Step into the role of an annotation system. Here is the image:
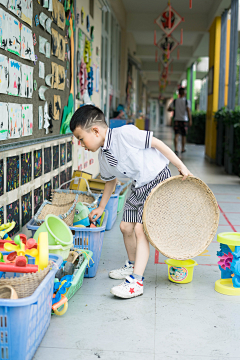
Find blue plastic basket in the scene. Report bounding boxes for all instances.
[98,186,121,231]
[0,254,62,360]
[27,210,108,278]
[109,119,127,129]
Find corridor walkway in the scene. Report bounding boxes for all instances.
[34,126,240,360]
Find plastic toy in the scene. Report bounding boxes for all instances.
[0,221,16,241]
[52,275,73,315]
[73,202,90,226]
[0,285,18,299]
[165,259,197,284]
[215,232,240,295]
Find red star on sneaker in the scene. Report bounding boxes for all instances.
[129,288,135,294]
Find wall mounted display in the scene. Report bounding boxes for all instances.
[66,166,72,182]
[44,180,52,200]
[0,102,8,140]
[58,34,65,61]
[58,2,65,30]
[21,64,33,98]
[7,15,20,56]
[8,59,21,96]
[0,206,3,225]
[8,0,21,17]
[21,0,33,26]
[51,28,59,57]
[7,199,19,237]
[0,159,4,196]
[52,0,58,24]
[52,174,59,189]
[67,141,72,162]
[51,62,58,89]
[21,152,32,185]
[60,143,66,165]
[21,24,35,61]
[22,191,32,226]
[53,144,59,169]
[58,65,65,90]
[60,169,66,188]
[53,94,61,120]
[0,54,9,94]
[34,149,42,179]
[8,103,21,138]
[44,146,52,173]
[22,104,33,136]
[34,186,43,214]
[0,9,8,50]
[7,155,19,192]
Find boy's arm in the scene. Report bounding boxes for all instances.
[187,107,192,126]
[89,178,117,222]
[151,137,193,180]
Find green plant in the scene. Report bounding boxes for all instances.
[187,111,206,145]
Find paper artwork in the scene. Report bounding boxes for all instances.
[7,155,19,193]
[21,0,33,27]
[44,101,50,134]
[46,18,52,34]
[39,35,47,55]
[8,0,21,17]
[52,0,58,24]
[53,174,59,189]
[38,85,48,100]
[45,74,52,87]
[0,0,8,7]
[51,62,58,88]
[58,34,65,62]
[44,147,51,174]
[39,61,45,79]
[39,12,48,29]
[34,186,43,214]
[58,2,65,30]
[8,15,20,56]
[0,9,8,50]
[45,41,50,58]
[51,28,58,57]
[44,181,52,201]
[53,144,59,169]
[21,24,35,61]
[58,65,65,90]
[8,59,21,96]
[53,95,61,120]
[48,0,53,12]
[21,64,33,98]
[39,105,43,129]
[22,191,32,226]
[21,152,32,185]
[7,200,19,237]
[43,0,48,9]
[0,54,8,94]
[8,103,21,138]
[22,104,33,136]
[0,102,8,140]
[60,143,65,165]
[34,149,42,179]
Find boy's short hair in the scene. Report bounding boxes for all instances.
[70,105,107,132]
[179,87,185,96]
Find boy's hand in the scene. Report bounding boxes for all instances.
[89,206,104,222]
[178,165,193,181]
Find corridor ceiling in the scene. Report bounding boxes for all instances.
[121,0,231,99]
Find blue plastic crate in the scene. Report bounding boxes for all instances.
[98,186,121,231]
[0,253,62,360]
[109,119,127,129]
[27,210,108,278]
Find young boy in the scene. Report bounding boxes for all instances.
[70,105,193,299]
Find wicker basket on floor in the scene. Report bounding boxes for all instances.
[51,191,95,206]
[142,175,220,260]
[0,263,51,298]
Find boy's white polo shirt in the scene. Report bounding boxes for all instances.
[98,125,169,188]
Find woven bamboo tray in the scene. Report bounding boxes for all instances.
[142,176,219,260]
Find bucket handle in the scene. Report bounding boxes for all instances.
[59,176,93,195]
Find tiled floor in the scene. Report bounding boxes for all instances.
[34,126,240,360]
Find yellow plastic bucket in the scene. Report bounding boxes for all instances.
[165,259,198,284]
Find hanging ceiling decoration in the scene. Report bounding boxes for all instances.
[154,3,184,37]
[159,53,173,68]
[155,34,179,56]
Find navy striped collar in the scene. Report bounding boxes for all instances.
[102,128,112,151]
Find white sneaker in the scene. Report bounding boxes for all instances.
[110,275,144,299]
[109,260,134,280]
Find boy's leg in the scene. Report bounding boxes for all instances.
[174,133,179,153]
[181,135,186,152]
[133,223,150,276]
[120,221,136,262]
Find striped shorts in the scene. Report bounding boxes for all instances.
[122,166,171,224]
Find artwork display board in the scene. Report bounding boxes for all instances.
[0,159,3,196]
[0,206,3,225]
[53,144,59,169]
[52,174,59,189]
[22,191,32,226]
[44,180,52,200]
[67,141,72,162]
[60,143,66,165]
[7,155,19,192]
[7,199,19,237]
[44,146,52,173]
[60,169,66,188]
[21,152,32,185]
[34,186,43,214]
[34,149,42,179]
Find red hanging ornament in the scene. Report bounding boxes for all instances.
[155,49,158,63]
[189,0,192,9]
[180,29,183,45]
[155,4,184,37]
[154,30,157,46]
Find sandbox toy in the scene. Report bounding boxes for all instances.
[165,259,198,283]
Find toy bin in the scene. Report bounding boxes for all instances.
[165,259,198,284]
[0,253,62,360]
[98,186,121,230]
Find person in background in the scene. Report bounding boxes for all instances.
[168,87,192,156]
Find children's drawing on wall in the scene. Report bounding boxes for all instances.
[7,155,19,192]
[0,102,8,140]
[0,207,3,225]
[53,94,61,120]
[34,149,42,179]
[34,186,43,214]
[96,66,99,92]
[8,0,22,17]
[60,169,66,188]
[58,1,65,30]
[53,144,59,169]
[52,0,58,24]
[44,147,52,173]
[51,62,58,89]
[0,159,4,196]
[39,35,47,55]
[0,0,8,8]
[21,0,33,26]
[21,24,35,61]
[22,104,33,136]
[22,191,32,226]
[60,143,66,166]
[0,9,8,50]
[51,28,59,57]
[44,180,52,200]
[21,64,33,98]
[66,166,72,182]
[21,152,32,185]
[7,15,20,56]
[45,41,50,58]
[8,103,21,138]
[58,64,65,90]
[7,200,19,237]
[0,54,9,94]
[38,105,43,129]
[67,141,72,162]
[52,174,59,189]
[39,61,45,79]
[8,59,21,96]
[58,34,65,61]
